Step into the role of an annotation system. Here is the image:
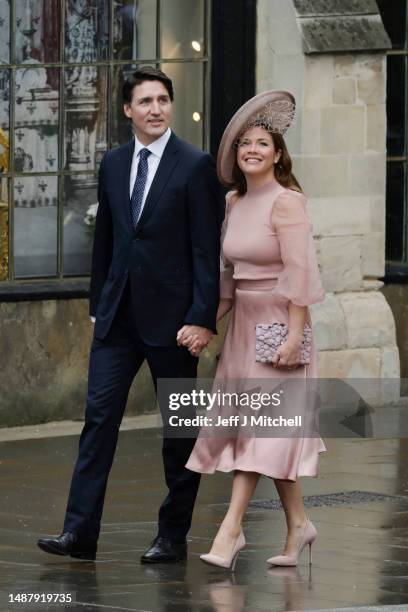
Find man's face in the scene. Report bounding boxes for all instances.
[123,80,172,145]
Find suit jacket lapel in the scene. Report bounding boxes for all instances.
[120,139,135,228]
[135,132,180,231]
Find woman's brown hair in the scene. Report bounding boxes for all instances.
[230,129,302,195]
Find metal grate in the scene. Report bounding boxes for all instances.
[246,490,408,511]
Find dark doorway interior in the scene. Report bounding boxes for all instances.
[210,0,256,155]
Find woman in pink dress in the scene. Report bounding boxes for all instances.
[181,91,326,569]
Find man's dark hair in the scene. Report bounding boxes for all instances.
[122,66,174,104]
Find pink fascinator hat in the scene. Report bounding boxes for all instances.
[217,90,296,186]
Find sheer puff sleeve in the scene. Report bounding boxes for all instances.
[220,190,238,300]
[271,190,325,307]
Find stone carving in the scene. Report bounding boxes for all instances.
[294,0,392,54]
[293,0,379,16]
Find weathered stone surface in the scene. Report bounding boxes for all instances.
[319,236,362,292]
[366,104,387,151]
[310,294,347,351]
[348,153,386,196]
[333,77,356,104]
[291,155,302,180]
[299,16,391,54]
[380,347,400,379]
[321,106,365,154]
[304,55,334,108]
[273,53,305,101]
[285,121,302,157]
[369,195,386,233]
[300,108,321,155]
[374,346,401,404]
[357,56,386,105]
[0,298,222,428]
[260,0,296,21]
[0,300,156,427]
[338,291,396,349]
[334,54,355,77]
[299,155,348,197]
[362,279,384,292]
[256,1,304,99]
[257,1,302,55]
[318,346,398,404]
[361,232,385,278]
[317,348,381,378]
[293,0,380,16]
[307,196,371,237]
[0,300,90,426]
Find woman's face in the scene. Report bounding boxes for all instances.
[236,126,281,178]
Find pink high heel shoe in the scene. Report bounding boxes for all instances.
[267,519,317,567]
[200,531,246,570]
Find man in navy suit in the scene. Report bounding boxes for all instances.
[38,66,223,563]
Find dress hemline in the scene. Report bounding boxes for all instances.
[187,448,326,481]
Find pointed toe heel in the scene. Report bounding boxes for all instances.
[200,532,246,570]
[267,520,317,567]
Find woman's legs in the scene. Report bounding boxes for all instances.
[208,470,260,557]
[274,479,308,554]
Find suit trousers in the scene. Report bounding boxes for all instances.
[63,282,200,544]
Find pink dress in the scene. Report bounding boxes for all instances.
[186,179,326,480]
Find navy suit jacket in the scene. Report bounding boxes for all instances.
[89,132,225,346]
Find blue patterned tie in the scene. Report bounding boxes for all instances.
[130,148,151,227]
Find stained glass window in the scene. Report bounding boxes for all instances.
[0,0,208,283]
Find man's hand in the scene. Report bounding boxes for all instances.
[177,325,213,357]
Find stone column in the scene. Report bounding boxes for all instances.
[256,0,399,390]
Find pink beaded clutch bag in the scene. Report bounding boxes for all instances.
[255,323,312,364]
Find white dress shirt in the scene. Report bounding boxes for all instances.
[129,127,172,213]
[91,128,172,323]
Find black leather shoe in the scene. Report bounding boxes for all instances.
[140,536,187,564]
[37,532,97,561]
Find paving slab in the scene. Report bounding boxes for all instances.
[298,607,408,612]
[1,421,408,611]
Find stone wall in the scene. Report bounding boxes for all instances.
[257,0,399,388]
[0,298,224,428]
[0,300,151,427]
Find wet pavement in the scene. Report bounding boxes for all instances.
[1,425,408,612]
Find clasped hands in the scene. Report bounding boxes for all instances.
[176,329,303,366]
[177,325,213,357]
